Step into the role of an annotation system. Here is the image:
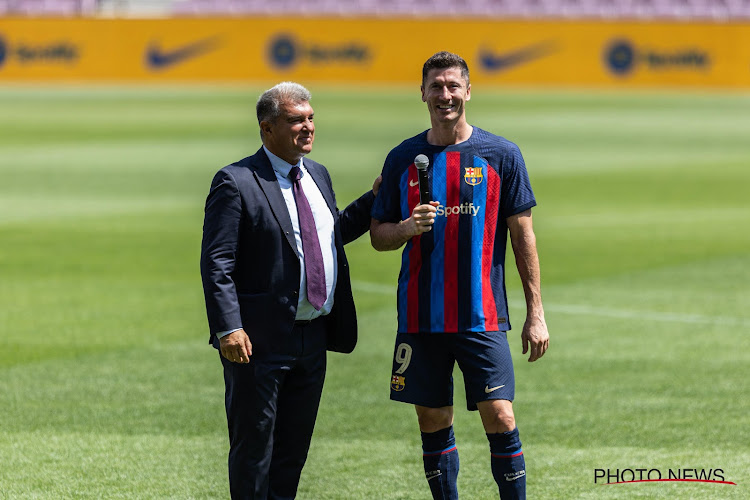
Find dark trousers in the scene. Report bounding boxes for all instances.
[221,319,327,500]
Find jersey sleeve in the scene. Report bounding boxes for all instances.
[371,151,403,223]
[500,143,536,218]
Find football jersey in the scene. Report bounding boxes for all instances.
[371,127,536,333]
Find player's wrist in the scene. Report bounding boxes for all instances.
[525,311,546,325]
[399,218,417,238]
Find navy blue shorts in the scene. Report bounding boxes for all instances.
[389,331,515,411]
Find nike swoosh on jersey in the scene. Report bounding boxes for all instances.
[484,385,505,393]
[409,180,419,187]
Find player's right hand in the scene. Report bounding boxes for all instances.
[409,201,438,235]
[220,329,253,363]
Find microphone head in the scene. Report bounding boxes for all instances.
[414,154,429,171]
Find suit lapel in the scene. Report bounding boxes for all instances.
[249,148,297,252]
[304,159,336,216]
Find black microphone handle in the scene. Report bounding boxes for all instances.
[417,168,431,205]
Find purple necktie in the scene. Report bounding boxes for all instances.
[289,166,327,311]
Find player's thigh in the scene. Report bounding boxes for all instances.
[390,332,455,408]
[451,331,515,411]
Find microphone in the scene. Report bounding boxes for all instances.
[414,154,430,205]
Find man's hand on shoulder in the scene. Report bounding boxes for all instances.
[220,329,253,363]
[372,175,382,197]
[521,315,549,362]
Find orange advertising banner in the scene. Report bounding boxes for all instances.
[0,17,749,88]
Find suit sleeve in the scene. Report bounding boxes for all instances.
[317,164,375,245]
[339,190,376,244]
[200,169,244,335]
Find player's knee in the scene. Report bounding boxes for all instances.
[416,407,453,433]
[495,413,516,433]
[484,413,515,434]
[479,401,516,433]
[493,403,516,431]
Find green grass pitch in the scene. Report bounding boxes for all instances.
[0,85,748,499]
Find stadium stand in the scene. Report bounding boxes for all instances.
[169,0,750,19]
[2,0,98,15]
[3,0,750,19]
[0,0,97,17]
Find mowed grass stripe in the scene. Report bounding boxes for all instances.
[0,197,193,223]
[354,280,750,326]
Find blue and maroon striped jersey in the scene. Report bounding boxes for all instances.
[371,127,536,333]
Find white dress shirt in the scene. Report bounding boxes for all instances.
[263,146,337,321]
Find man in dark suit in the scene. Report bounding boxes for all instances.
[200,82,379,500]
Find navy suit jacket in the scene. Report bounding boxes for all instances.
[200,147,373,355]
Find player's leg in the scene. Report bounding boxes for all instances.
[390,333,459,500]
[454,331,525,499]
[416,405,459,500]
[478,400,526,499]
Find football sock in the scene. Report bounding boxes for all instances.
[487,427,526,499]
[421,426,459,500]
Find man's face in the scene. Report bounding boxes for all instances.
[421,67,471,124]
[262,100,315,164]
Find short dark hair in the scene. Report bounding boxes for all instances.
[422,51,470,87]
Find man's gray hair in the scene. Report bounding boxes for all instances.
[256,82,312,124]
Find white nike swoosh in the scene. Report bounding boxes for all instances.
[485,385,505,393]
[409,180,419,187]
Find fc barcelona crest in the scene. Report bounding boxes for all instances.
[391,374,406,392]
[464,167,483,186]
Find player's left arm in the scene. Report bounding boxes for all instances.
[507,209,549,362]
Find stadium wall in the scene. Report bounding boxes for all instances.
[1,17,749,88]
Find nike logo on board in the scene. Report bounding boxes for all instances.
[485,385,505,393]
[146,37,221,70]
[479,41,556,72]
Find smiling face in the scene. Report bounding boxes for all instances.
[261,99,315,165]
[421,66,471,126]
